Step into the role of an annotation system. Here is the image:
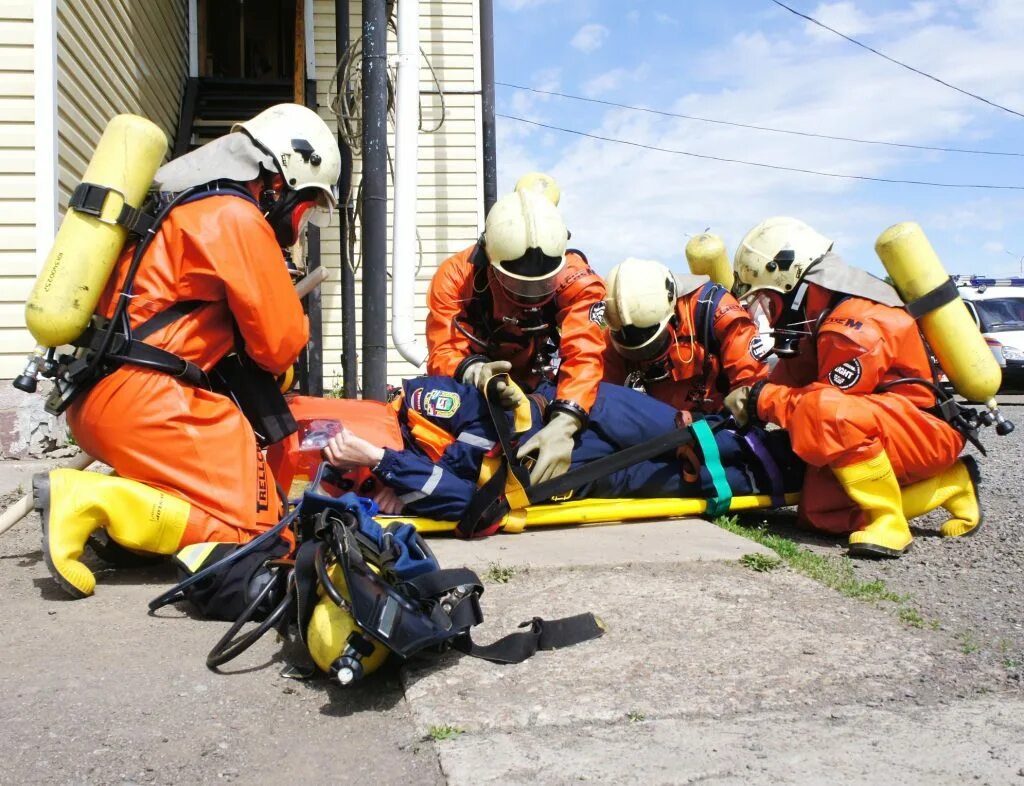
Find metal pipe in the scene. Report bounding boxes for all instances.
[336,0,358,397]
[391,0,427,367]
[479,0,497,214]
[361,0,389,401]
[303,78,324,396]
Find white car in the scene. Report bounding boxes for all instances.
[957,278,1024,386]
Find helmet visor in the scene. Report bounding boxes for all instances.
[610,324,670,362]
[497,247,565,279]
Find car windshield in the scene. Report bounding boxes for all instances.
[973,298,1024,332]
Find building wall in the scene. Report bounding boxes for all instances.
[312,0,484,392]
[55,0,188,205]
[0,1,38,379]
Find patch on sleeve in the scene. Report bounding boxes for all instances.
[421,390,461,418]
[589,301,607,326]
[748,335,771,361]
[828,359,862,390]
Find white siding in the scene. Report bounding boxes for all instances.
[56,0,187,206]
[0,1,37,379]
[312,0,484,391]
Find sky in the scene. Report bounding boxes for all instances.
[492,0,1024,279]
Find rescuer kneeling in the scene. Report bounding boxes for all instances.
[36,104,341,597]
[724,217,982,558]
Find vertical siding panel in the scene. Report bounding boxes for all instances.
[0,2,37,377]
[313,0,483,389]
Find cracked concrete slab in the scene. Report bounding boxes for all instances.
[426,517,774,573]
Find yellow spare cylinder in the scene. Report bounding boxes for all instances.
[25,114,168,347]
[875,221,1001,403]
[685,232,734,290]
[306,565,388,678]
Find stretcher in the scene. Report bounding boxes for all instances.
[388,492,801,535]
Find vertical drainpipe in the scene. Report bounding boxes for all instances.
[361,0,389,401]
[391,0,427,367]
[336,0,359,397]
[480,0,498,214]
[303,9,324,395]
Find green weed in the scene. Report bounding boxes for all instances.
[426,724,464,742]
[714,516,903,604]
[739,553,782,573]
[626,710,646,723]
[484,562,517,584]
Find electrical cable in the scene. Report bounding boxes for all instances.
[496,82,1023,158]
[769,0,1024,121]
[498,114,1024,190]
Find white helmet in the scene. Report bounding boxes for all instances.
[605,258,677,360]
[733,216,833,299]
[484,190,568,302]
[514,171,561,206]
[234,103,341,208]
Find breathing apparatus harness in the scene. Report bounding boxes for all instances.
[36,181,299,445]
[623,283,731,411]
[150,474,604,684]
[451,243,577,383]
[758,259,997,453]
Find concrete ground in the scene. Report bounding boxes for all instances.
[1,456,1023,785]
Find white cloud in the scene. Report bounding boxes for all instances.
[570,23,610,53]
[581,63,648,97]
[498,2,1024,278]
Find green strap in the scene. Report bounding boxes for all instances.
[691,420,732,517]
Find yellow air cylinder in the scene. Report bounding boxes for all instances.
[514,171,561,206]
[25,114,168,347]
[685,232,734,290]
[306,565,388,678]
[875,221,1001,403]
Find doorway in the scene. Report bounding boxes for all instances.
[197,0,297,79]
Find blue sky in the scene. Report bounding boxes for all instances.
[492,0,1024,279]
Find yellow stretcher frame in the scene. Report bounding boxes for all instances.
[388,493,801,535]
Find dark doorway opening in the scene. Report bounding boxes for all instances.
[199,0,296,79]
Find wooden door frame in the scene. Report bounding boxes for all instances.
[189,0,315,80]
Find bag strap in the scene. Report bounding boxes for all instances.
[691,419,732,517]
[739,429,786,508]
[453,613,605,664]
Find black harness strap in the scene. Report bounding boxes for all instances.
[457,375,708,536]
[905,277,959,319]
[454,613,605,664]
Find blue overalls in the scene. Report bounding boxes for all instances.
[372,376,801,520]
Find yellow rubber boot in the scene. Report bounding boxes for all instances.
[900,456,982,538]
[35,468,190,598]
[835,452,912,559]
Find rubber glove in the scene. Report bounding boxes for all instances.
[461,359,524,409]
[516,412,581,484]
[724,386,752,428]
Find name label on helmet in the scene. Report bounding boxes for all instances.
[827,359,862,390]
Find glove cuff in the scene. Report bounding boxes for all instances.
[546,399,589,429]
[456,355,490,383]
[747,380,768,424]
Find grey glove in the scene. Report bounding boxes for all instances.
[516,412,581,484]
[724,386,752,428]
[461,360,523,409]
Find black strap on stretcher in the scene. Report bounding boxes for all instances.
[456,375,706,538]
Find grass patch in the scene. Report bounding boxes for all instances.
[897,607,941,630]
[957,631,980,655]
[626,710,646,723]
[484,561,517,584]
[739,553,782,573]
[714,515,903,604]
[425,724,464,742]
